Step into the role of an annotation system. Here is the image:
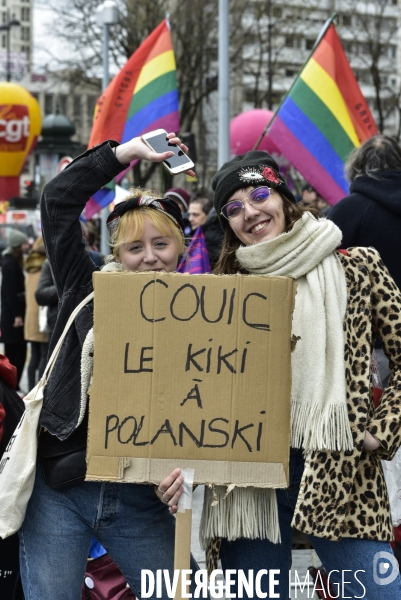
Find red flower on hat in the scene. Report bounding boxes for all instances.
[262,167,280,184]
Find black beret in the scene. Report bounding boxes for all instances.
[212,150,296,224]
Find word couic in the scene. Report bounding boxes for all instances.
[139,279,271,330]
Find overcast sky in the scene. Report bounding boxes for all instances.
[33,3,74,72]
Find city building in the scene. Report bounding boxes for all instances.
[23,72,101,150]
[0,0,33,79]
[16,72,101,193]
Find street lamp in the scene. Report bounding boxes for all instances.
[218,0,230,168]
[95,0,118,255]
[267,0,273,110]
[0,16,21,82]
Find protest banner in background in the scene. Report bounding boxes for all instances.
[86,272,296,488]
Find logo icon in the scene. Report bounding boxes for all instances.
[373,551,399,586]
[0,105,30,152]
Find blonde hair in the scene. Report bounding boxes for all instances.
[32,235,44,251]
[109,188,185,260]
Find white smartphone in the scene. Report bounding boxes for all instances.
[141,129,194,175]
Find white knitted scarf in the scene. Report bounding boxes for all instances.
[236,213,352,453]
[200,214,352,549]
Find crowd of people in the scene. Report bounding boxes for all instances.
[0,220,102,396]
[1,131,401,599]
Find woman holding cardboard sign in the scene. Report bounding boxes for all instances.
[18,134,201,600]
[193,151,401,597]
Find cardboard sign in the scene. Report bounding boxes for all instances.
[86,271,296,487]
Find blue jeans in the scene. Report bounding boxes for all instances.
[221,448,401,599]
[19,466,201,600]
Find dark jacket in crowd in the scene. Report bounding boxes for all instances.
[0,253,26,345]
[328,171,401,290]
[35,259,59,336]
[40,141,125,444]
[202,208,224,270]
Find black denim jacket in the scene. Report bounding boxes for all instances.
[40,141,125,440]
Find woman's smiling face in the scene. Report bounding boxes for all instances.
[117,218,179,272]
[226,186,286,245]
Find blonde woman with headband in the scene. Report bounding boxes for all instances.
[18,133,203,600]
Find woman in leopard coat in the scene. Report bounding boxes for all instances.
[203,150,401,598]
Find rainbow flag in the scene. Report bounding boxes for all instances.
[267,21,377,206]
[87,19,180,218]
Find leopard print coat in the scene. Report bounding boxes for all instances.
[206,246,401,572]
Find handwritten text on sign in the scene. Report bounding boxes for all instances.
[88,272,295,479]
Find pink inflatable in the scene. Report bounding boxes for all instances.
[230,109,289,169]
[231,109,274,154]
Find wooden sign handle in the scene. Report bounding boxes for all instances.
[174,509,192,600]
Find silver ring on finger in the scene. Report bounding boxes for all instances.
[162,492,170,503]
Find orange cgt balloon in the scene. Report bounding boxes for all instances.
[0,82,42,178]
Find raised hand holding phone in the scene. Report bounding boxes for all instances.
[115,131,195,177]
[141,129,195,175]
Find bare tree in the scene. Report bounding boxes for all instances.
[239,0,319,111]
[36,0,254,188]
[35,0,167,88]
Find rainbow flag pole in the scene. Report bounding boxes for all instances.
[257,13,378,206]
[86,18,180,219]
